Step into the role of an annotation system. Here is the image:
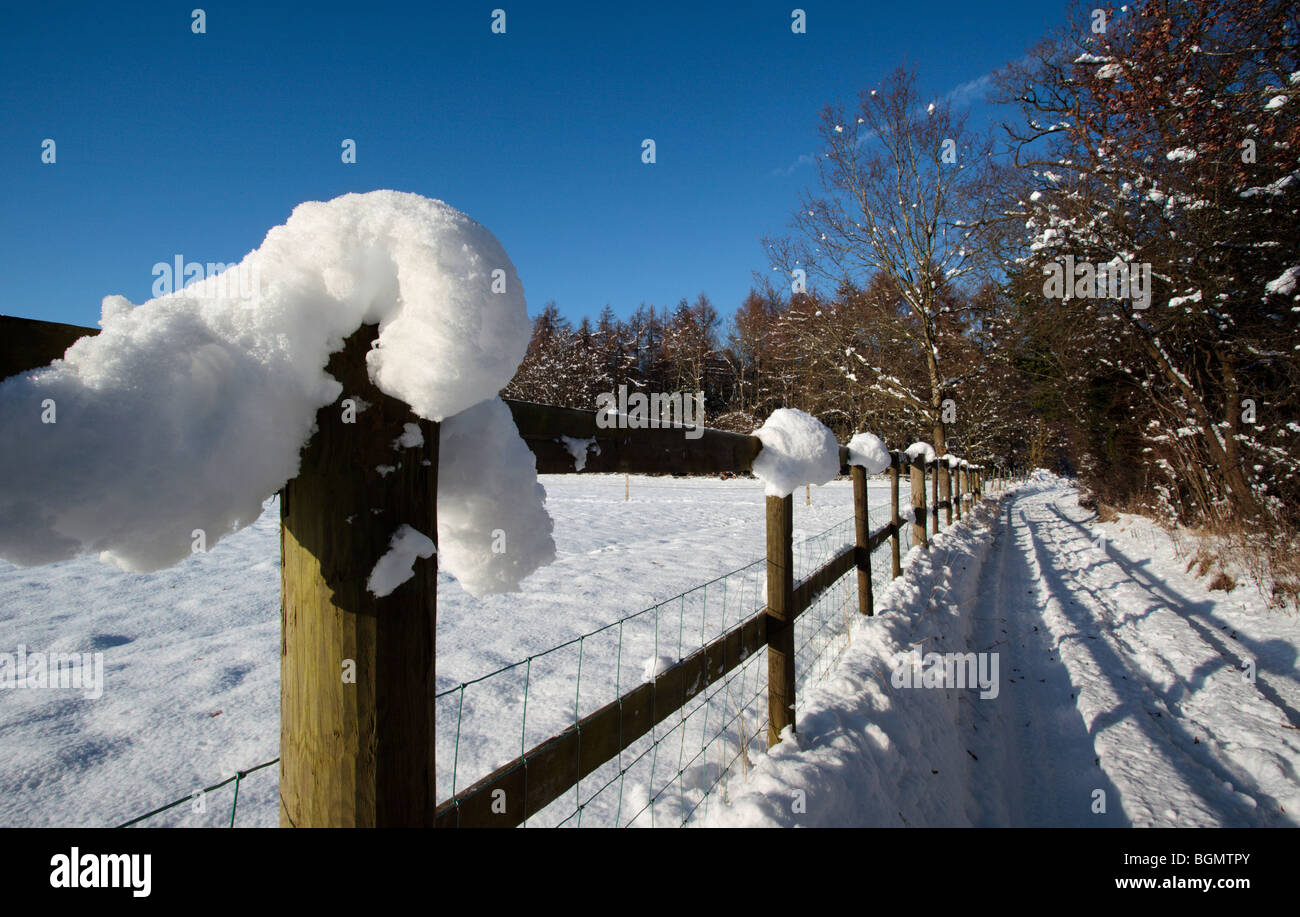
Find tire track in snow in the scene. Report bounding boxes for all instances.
[963,494,1126,825]
[1045,500,1300,730]
[1007,481,1295,826]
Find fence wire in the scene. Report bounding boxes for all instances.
[439,496,914,828]
[118,485,921,828]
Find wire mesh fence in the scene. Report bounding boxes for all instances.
[117,757,278,828]
[436,545,772,827]
[117,486,919,828]
[437,498,914,827]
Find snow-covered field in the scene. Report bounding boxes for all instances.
[702,473,1300,827]
[0,473,885,827]
[5,470,1295,827]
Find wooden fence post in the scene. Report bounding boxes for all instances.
[911,457,928,549]
[954,465,963,521]
[930,460,939,536]
[941,462,952,527]
[766,494,796,746]
[280,325,439,828]
[889,455,902,578]
[851,465,873,616]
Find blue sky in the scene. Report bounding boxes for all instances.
[0,1,1068,329]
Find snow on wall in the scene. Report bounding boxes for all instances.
[0,191,539,586]
[751,408,841,497]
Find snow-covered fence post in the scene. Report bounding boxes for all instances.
[954,465,963,521]
[889,454,902,578]
[851,465,874,616]
[279,325,439,828]
[765,493,797,745]
[910,458,928,550]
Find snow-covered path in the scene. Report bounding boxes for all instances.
[965,483,1299,825]
[960,496,1122,826]
[705,474,1300,827]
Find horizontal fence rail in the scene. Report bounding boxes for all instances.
[0,315,851,479]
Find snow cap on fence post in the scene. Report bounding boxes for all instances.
[905,441,936,466]
[751,408,840,497]
[846,432,892,475]
[0,190,554,591]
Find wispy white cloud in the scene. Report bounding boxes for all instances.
[943,72,993,106]
[772,152,817,177]
[772,70,993,177]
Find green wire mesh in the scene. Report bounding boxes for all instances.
[437,497,914,828]
[116,757,278,828]
[117,481,923,828]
